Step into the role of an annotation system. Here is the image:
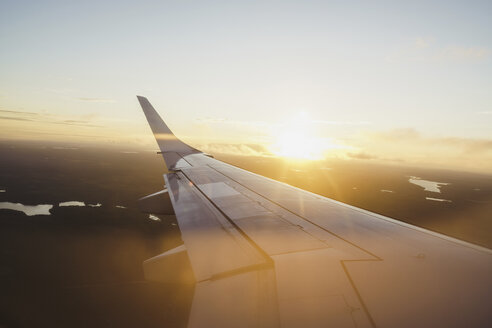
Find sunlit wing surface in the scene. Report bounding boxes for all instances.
[137,96,492,328]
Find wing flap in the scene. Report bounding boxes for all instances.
[189,269,279,328]
[165,171,269,281]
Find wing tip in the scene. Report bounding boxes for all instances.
[137,95,151,109]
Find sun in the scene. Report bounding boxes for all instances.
[269,112,346,160]
[268,112,336,160]
[271,131,326,160]
[268,112,348,160]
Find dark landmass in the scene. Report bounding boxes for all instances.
[0,141,491,327]
[0,142,193,327]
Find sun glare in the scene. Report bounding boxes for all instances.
[269,112,339,160]
[271,132,326,160]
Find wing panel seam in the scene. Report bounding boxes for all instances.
[179,169,274,267]
[206,164,382,261]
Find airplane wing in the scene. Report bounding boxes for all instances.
[137,96,492,328]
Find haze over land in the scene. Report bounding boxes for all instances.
[1,142,491,248]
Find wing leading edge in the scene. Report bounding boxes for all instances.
[137,96,492,328]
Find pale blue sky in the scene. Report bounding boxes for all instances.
[1,0,491,170]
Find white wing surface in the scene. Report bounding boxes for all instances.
[137,96,492,328]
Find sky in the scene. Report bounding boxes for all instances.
[1,0,491,172]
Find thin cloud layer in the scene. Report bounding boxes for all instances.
[76,97,116,103]
[367,128,492,154]
[350,128,492,173]
[1,106,491,173]
[388,37,490,63]
[0,109,100,127]
[195,142,272,157]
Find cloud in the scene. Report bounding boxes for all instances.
[350,128,492,173]
[62,119,89,124]
[368,129,492,153]
[0,109,40,122]
[347,152,378,160]
[195,118,271,128]
[439,137,492,153]
[312,120,371,126]
[369,128,420,141]
[436,46,490,61]
[53,119,101,127]
[0,116,35,122]
[387,37,490,63]
[196,117,371,128]
[0,107,100,127]
[0,109,40,116]
[196,142,272,157]
[414,37,435,49]
[76,97,116,103]
[477,111,492,115]
[16,131,108,139]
